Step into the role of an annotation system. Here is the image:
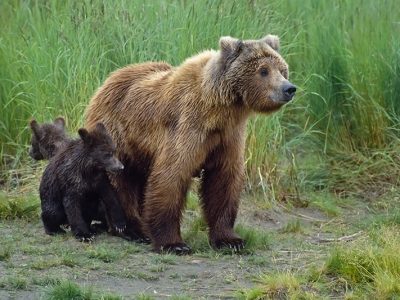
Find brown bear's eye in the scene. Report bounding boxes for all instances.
[260,68,268,77]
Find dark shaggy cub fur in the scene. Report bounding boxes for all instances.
[29,117,68,160]
[39,123,126,241]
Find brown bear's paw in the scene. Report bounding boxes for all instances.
[211,237,245,253]
[158,243,192,255]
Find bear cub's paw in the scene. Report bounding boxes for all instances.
[111,228,150,243]
[212,237,245,253]
[135,236,151,244]
[90,222,107,234]
[122,227,151,243]
[75,232,95,243]
[159,243,191,255]
[113,222,126,234]
[45,227,66,236]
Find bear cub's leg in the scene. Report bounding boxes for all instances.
[63,194,94,242]
[41,208,67,235]
[98,182,130,239]
[40,192,68,235]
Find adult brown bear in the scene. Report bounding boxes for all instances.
[85,35,296,254]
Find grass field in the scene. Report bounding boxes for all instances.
[1,0,400,299]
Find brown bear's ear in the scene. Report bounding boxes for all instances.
[262,34,280,52]
[78,128,91,144]
[30,119,41,139]
[219,36,243,60]
[53,117,66,129]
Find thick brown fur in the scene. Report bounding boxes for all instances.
[85,35,296,253]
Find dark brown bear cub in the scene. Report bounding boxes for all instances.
[29,117,68,160]
[39,123,126,241]
[30,118,132,240]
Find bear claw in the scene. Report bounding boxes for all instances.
[159,243,191,255]
[212,238,245,253]
[114,225,126,233]
[137,237,151,244]
[76,234,95,243]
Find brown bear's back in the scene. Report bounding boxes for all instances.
[85,62,178,165]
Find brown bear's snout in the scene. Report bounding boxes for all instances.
[282,82,297,102]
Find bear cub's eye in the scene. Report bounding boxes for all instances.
[260,68,268,77]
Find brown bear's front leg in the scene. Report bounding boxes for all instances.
[144,171,191,254]
[111,173,149,243]
[200,125,246,252]
[143,135,207,254]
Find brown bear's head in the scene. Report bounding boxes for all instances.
[214,34,296,112]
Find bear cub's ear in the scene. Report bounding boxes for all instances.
[78,128,91,144]
[94,122,107,134]
[30,119,41,139]
[263,34,280,52]
[53,117,66,129]
[219,36,243,57]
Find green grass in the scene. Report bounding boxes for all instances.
[238,225,400,299]
[0,192,40,219]
[170,296,192,300]
[236,271,317,300]
[1,1,400,298]
[324,226,400,298]
[45,280,122,300]
[280,219,303,234]
[151,254,178,265]
[235,224,272,253]
[135,294,154,300]
[1,0,399,201]
[309,193,342,217]
[86,245,125,263]
[0,276,29,290]
[31,276,62,287]
[0,246,11,261]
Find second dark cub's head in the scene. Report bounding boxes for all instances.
[29,117,67,160]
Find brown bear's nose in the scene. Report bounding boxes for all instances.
[282,83,297,101]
